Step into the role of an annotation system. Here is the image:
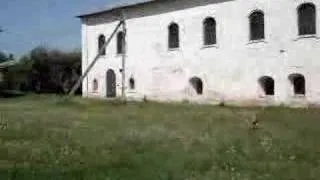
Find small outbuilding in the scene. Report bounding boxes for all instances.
[0,60,19,88]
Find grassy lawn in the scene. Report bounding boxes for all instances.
[0,95,319,180]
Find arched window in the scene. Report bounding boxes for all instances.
[129,78,135,90]
[168,23,180,49]
[249,10,265,40]
[93,79,98,92]
[203,17,217,45]
[298,3,316,35]
[117,31,125,54]
[98,35,106,55]
[189,77,203,95]
[289,74,306,95]
[258,76,275,96]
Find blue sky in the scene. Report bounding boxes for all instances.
[0,0,136,57]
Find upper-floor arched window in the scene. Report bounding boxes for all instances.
[203,17,217,45]
[298,3,316,35]
[168,23,180,49]
[249,10,265,40]
[117,31,125,54]
[98,35,106,55]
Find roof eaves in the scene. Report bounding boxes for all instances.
[76,0,157,18]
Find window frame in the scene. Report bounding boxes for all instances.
[129,77,135,90]
[92,79,99,92]
[98,34,106,56]
[203,17,217,46]
[168,22,180,50]
[297,3,317,36]
[288,73,306,97]
[258,76,275,97]
[248,10,265,41]
[116,31,125,55]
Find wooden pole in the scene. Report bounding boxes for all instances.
[68,21,123,96]
[121,11,127,101]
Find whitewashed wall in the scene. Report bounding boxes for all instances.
[81,0,320,106]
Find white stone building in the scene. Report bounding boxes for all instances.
[78,0,320,107]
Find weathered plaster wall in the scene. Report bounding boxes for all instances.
[81,0,320,106]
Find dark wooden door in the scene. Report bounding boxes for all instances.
[106,69,116,98]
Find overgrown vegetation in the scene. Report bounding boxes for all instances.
[1,46,81,94]
[0,95,319,179]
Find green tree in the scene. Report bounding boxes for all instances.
[0,51,8,63]
[29,46,81,93]
[3,46,81,94]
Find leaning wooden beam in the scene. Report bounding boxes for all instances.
[68,20,124,96]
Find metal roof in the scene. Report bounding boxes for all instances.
[77,0,158,18]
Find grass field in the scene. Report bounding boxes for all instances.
[0,95,319,180]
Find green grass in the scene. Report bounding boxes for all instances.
[0,95,319,180]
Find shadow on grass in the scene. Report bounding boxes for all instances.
[0,90,26,98]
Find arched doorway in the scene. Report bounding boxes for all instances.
[258,76,275,96]
[288,73,306,95]
[106,69,116,98]
[189,77,203,95]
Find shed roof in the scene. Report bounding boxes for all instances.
[0,60,19,69]
[77,0,158,18]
